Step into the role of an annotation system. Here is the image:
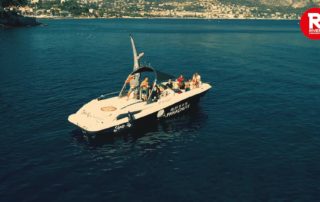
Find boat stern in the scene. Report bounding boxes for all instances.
[68,113,96,133]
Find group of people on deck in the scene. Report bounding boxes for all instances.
[167,73,202,92]
[125,73,202,101]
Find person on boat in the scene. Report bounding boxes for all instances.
[173,80,179,89]
[158,85,165,94]
[150,85,161,102]
[185,80,191,92]
[195,73,201,87]
[177,75,185,89]
[192,73,197,88]
[166,79,173,88]
[192,73,201,88]
[140,77,149,101]
[177,75,184,83]
[126,75,138,99]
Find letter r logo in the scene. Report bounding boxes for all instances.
[300,8,320,40]
[308,13,320,29]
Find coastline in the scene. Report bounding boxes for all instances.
[33,16,299,21]
[0,11,41,27]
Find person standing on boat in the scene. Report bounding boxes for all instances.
[192,73,201,88]
[192,73,197,88]
[140,77,149,101]
[126,75,138,99]
[177,75,185,89]
[195,73,201,87]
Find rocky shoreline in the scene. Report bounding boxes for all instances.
[0,10,41,27]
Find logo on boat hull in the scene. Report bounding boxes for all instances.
[113,122,132,133]
[163,102,190,118]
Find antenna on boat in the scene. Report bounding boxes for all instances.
[130,35,144,93]
[130,35,144,71]
[119,35,144,97]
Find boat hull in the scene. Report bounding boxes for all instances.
[80,89,209,139]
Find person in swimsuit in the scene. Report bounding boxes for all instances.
[140,77,149,101]
[126,75,138,99]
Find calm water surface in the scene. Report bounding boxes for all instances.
[1,19,320,201]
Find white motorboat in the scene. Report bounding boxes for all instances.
[68,36,212,137]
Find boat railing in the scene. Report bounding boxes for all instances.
[97,91,120,101]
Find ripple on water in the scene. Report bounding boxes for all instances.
[67,106,208,173]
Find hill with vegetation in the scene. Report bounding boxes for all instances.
[1,0,40,27]
[220,0,319,8]
[2,0,318,20]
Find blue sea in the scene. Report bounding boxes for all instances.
[1,19,320,201]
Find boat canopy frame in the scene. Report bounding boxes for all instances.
[119,66,175,102]
[130,66,176,83]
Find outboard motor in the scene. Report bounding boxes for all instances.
[127,111,135,124]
